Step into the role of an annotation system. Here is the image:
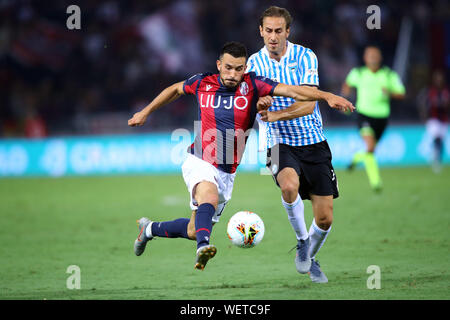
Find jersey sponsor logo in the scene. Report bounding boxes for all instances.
[199,94,249,110]
[239,82,249,95]
[206,85,212,91]
[305,69,318,77]
[287,61,298,71]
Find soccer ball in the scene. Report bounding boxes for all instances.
[227,211,265,248]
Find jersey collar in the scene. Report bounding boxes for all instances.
[217,74,239,91]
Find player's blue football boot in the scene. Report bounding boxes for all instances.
[295,237,311,274]
[309,259,328,283]
[194,244,217,271]
[134,217,153,256]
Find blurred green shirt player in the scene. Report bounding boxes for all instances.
[342,46,405,191]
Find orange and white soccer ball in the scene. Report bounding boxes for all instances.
[227,211,265,248]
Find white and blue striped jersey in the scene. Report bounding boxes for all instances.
[246,41,326,148]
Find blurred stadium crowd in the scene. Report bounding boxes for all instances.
[0,0,449,137]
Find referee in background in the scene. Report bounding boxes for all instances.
[342,45,405,192]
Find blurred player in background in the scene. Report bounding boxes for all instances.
[247,6,342,283]
[417,70,449,173]
[342,46,405,192]
[128,41,353,271]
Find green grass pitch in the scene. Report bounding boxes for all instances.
[0,166,449,300]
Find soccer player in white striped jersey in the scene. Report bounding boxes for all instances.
[247,6,343,283]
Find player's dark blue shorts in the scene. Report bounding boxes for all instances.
[266,141,339,200]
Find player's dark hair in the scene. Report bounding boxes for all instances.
[259,6,292,29]
[220,41,248,60]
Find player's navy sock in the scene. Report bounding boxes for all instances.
[150,218,189,239]
[195,203,215,249]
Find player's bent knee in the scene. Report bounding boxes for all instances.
[277,169,299,195]
[280,181,300,198]
[198,196,219,209]
[365,140,377,153]
[316,215,333,230]
[313,199,333,230]
[194,187,219,209]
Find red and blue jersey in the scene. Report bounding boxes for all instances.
[183,72,278,173]
[427,86,449,122]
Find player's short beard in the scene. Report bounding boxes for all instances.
[221,76,239,89]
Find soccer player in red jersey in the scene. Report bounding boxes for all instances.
[129,42,354,270]
[418,69,449,173]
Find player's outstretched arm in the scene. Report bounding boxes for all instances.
[257,96,316,122]
[273,83,355,113]
[341,82,353,97]
[128,81,185,127]
[384,88,405,100]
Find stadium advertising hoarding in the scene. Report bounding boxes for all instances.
[0,125,448,177]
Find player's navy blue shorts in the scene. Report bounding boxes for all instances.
[266,141,339,200]
[357,113,388,141]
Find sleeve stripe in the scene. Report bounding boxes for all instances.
[298,47,306,83]
[262,53,272,79]
[299,49,319,86]
[255,54,264,76]
[305,52,312,83]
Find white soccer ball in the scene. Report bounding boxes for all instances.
[227,211,265,248]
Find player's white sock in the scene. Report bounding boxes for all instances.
[145,222,153,238]
[308,218,331,259]
[282,194,308,241]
